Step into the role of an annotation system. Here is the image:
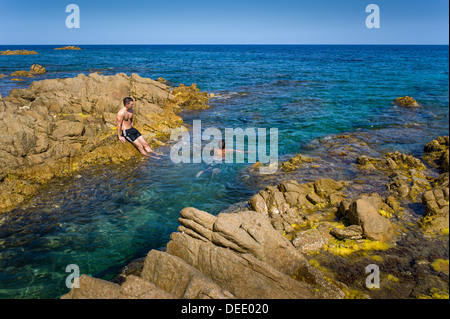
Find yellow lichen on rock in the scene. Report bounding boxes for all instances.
[417,288,449,299]
[324,237,391,257]
[431,259,449,275]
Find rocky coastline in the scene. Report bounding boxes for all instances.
[0,73,210,214]
[1,72,448,299]
[62,134,449,299]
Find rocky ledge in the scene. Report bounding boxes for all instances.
[63,207,345,299]
[0,73,210,214]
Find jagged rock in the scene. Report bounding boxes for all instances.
[306,193,327,206]
[357,151,426,171]
[61,274,177,299]
[172,83,210,110]
[112,257,145,285]
[292,229,328,253]
[347,198,396,242]
[30,64,47,75]
[338,198,353,217]
[420,182,449,232]
[118,275,177,299]
[357,151,431,202]
[248,193,268,215]
[331,225,363,240]
[168,208,344,299]
[267,190,290,215]
[424,136,449,173]
[64,207,345,299]
[140,250,234,299]
[280,154,314,172]
[314,178,345,197]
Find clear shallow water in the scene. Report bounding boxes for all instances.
[0,45,449,299]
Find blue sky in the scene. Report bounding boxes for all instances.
[0,0,448,44]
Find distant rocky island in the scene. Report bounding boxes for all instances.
[0,49,38,55]
[54,46,82,50]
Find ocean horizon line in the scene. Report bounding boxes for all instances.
[1,43,449,47]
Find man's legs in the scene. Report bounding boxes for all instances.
[135,136,153,154]
[132,136,161,158]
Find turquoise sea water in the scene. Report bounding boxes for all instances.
[0,45,449,299]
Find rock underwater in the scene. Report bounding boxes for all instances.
[0,73,210,214]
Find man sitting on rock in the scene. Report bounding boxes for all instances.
[117,97,162,158]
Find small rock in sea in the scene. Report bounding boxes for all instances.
[30,64,47,75]
[54,46,82,50]
[394,96,419,107]
[11,70,34,77]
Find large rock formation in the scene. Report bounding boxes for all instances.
[0,73,209,214]
[62,208,345,299]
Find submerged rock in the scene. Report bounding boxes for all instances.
[11,70,34,77]
[280,154,314,172]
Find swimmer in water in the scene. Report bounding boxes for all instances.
[196,139,249,178]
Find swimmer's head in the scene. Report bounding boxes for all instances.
[219,139,226,150]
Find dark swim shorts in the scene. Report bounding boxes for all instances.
[122,128,142,143]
